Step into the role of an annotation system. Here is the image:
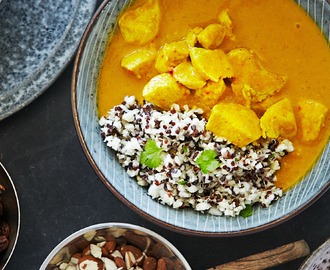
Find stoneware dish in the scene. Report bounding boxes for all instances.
[0,163,20,269]
[72,0,330,235]
[39,222,191,270]
[299,239,330,270]
[0,0,96,121]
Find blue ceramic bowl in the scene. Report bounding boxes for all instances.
[72,0,330,236]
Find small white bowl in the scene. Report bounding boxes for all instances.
[39,222,192,270]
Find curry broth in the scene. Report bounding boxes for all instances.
[97,0,330,190]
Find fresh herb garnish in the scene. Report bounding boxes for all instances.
[178,180,187,185]
[182,145,188,154]
[140,139,163,168]
[196,149,220,174]
[240,204,253,218]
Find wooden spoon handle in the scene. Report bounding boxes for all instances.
[207,239,310,270]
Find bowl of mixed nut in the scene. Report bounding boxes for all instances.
[40,222,191,270]
[0,162,20,269]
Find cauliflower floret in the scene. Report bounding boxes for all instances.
[206,102,261,147]
[297,99,328,142]
[172,61,206,89]
[155,40,190,73]
[190,48,233,82]
[260,98,297,139]
[121,47,156,78]
[142,73,190,109]
[227,48,287,104]
[118,0,161,45]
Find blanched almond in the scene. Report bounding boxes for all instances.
[78,255,103,270]
[90,244,102,258]
[120,245,144,262]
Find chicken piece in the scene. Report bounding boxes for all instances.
[217,9,235,40]
[192,79,227,118]
[121,47,156,79]
[206,102,261,147]
[142,73,190,109]
[260,98,297,139]
[185,27,203,48]
[173,61,206,89]
[197,23,227,49]
[227,48,287,104]
[190,48,233,82]
[297,99,328,142]
[118,0,160,45]
[155,40,190,73]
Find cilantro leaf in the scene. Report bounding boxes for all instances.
[240,204,253,218]
[178,180,187,185]
[196,149,220,174]
[140,139,163,168]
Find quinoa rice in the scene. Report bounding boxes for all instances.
[99,96,294,217]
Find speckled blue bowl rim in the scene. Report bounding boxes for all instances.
[0,0,97,121]
[72,0,330,236]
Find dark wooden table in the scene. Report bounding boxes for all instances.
[0,2,329,270]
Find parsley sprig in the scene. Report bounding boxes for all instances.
[240,204,253,218]
[196,149,220,174]
[140,139,163,168]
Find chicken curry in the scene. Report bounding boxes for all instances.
[97,0,330,190]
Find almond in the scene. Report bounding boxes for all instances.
[90,243,102,258]
[123,231,152,252]
[156,258,168,270]
[114,257,126,269]
[82,245,91,256]
[110,249,123,260]
[143,257,157,270]
[104,240,117,253]
[70,253,81,265]
[101,246,109,257]
[78,255,103,270]
[120,245,144,262]
[148,243,173,259]
[125,251,136,269]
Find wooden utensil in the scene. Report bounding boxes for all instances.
[207,240,310,270]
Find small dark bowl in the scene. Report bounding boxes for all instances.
[0,162,20,269]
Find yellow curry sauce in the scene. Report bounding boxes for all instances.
[97,0,330,190]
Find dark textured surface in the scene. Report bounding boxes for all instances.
[0,2,329,270]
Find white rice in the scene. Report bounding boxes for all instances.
[99,96,293,217]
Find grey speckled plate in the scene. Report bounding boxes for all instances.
[0,0,96,121]
[299,239,330,270]
[73,0,330,236]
